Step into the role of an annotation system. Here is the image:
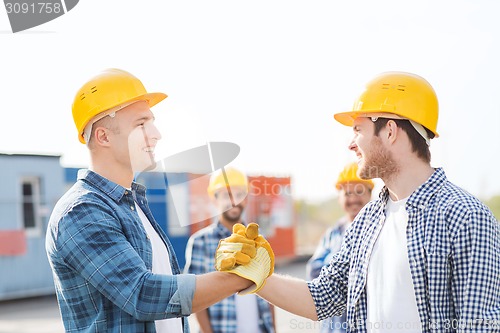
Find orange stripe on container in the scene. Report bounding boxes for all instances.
[0,230,27,256]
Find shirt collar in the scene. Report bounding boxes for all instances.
[77,169,147,202]
[378,167,447,211]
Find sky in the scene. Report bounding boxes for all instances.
[1,0,499,203]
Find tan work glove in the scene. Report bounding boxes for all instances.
[215,223,257,271]
[216,223,275,294]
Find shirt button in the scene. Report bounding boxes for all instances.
[418,204,425,210]
[131,206,135,211]
[124,191,128,195]
[412,259,417,267]
[408,227,413,234]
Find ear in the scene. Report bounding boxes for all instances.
[93,127,111,146]
[385,120,399,144]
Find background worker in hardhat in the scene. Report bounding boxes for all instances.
[306,162,373,333]
[215,71,500,332]
[184,167,276,333]
[45,69,260,333]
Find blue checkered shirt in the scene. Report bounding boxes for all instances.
[184,221,275,333]
[46,169,195,333]
[308,168,500,332]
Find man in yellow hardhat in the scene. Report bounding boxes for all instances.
[215,71,499,332]
[306,162,373,333]
[184,167,276,333]
[45,69,269,333]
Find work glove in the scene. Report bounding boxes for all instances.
[215,223,257,271]
[215,222,275,294]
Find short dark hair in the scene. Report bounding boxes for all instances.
[372,118,433,163]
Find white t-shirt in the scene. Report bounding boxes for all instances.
[235,293,261,333]
[135,202,183,333]
[366,197,421,332]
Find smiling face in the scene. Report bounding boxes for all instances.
[105,101,162,173]
[348,117,399,181]
[213,187,248,223]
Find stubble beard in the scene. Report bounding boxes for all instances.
[359,136,399,183]
[222,205,244,223]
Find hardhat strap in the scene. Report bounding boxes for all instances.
[82,100,137,144]
[367,112,430,146]
[409,120,431,146]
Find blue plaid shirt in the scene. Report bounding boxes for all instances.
[184,221,275,333]
[46,169,195,333]
[307,218,350,333]
[308,168,500,332]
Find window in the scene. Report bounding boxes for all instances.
[21,177,42,236]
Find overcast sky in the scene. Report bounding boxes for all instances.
[1,0,499,202]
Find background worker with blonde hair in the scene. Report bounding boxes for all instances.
[184,167,276,333]
[45,69,268,333]
[215,71,499,332]
[306,162,373,333]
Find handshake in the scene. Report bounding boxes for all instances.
[215,223,274,295]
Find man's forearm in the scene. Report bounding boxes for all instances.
[191,271,252,313]
[257,274,318,321]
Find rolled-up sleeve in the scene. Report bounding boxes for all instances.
[307,226,352,321]
[307,253,349,320]
[171,273,196,316]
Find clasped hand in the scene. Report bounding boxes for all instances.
[215,223,274,294]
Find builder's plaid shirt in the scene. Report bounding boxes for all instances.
[308,168,500,332]
[46,169,195,333]
[184,221,275,333]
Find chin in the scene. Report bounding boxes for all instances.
[223,211,243,223]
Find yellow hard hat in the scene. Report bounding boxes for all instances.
[335,162,374,190]
[72,68,167,143]
[207,167,248,198]
[334,71,439,138]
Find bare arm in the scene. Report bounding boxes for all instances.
[193,309,213,333]
[191,271,252,313]
[257,274,318,321]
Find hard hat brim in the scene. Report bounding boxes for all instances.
[333,111,439,138]
[333,111,357,127]
[78,91,168,143]
[143,92,168,109]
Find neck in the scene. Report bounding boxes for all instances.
[383,157,434,201]
[89,154,134,188]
